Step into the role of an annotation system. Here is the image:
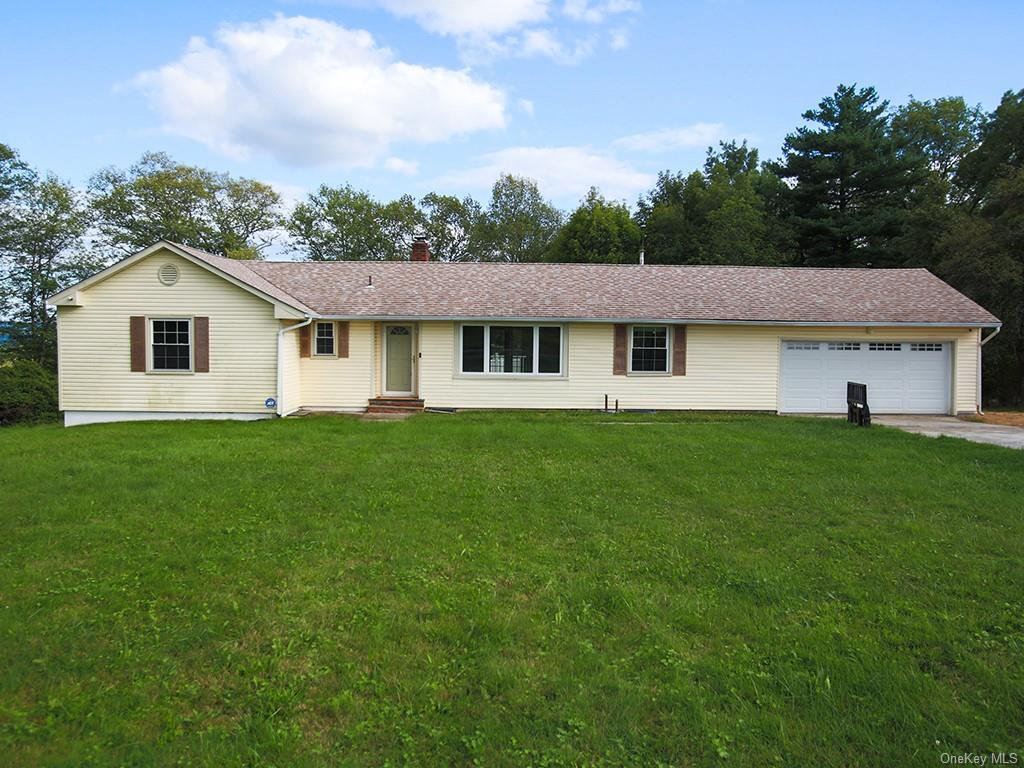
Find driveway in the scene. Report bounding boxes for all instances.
[874,415,1024,450]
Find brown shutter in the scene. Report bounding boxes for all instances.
[672,325,687,376]
[337,321,349,358]
[194,317,210,372]
[130,316,146,372]
[299,323,311,357]
[613,324,627,375]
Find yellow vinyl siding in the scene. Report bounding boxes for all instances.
[418,322,979,414]
[299,320,375,409]
[57,250,278,413]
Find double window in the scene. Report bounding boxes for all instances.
[460,324,563,375]
[630,325,669,373]
[151,318,191,371]
[314,321,335,356]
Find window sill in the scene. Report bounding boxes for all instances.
[455,373,568,381]
[146,370,195,375]
[311,354,338,359]
[626,371,672,377]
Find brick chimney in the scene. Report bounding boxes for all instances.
[411,235,430,262]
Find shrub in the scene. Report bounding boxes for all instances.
[0,359,58,425]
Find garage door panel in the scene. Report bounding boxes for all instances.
[781,340,950,414]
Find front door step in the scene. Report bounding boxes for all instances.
[367,397,425,414]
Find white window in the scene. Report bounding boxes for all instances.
[630,326,670,373]
[869,342,902,352]
[314,321,335,356]
[828,342,861,351]
[151,318,191,371]
[785,342,820,351]
[911,343,944,352]
[459,324,563,375]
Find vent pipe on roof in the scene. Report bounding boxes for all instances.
[639,247,645,265]
[411,235,430,262]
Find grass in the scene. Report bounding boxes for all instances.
[0,411,1022,766]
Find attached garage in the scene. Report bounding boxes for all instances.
[780,340,952,414]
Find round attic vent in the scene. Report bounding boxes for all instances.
[158,263,179,286]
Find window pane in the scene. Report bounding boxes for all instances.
[152,319,190,370]
[538,327,561,373]
[489,326,533,373]
[315,322,334,355]
[631,326,668,372]
[462,326,484,372]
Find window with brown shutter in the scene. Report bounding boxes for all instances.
[130,316,146,372]
[337,321,350,358]
[672,325,686,376]
[194,317,209,372]
[299,323,311,357]
[613,324,627,375]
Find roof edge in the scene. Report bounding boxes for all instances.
[308,315,1002,328]
[47,241,312,314]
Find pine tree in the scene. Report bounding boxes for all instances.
[771,84,927,266]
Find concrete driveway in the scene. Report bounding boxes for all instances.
[874,415,1024,450]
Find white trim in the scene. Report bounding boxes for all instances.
[64,411,273,427]
[312,320,337,357]
[148,316,193,374]
[456,322,566,377]
[627,324,671,375]
[382,322,417,396]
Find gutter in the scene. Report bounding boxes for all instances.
[977,325,1002,415]
[305,315,1000,329]
[276,317,313,417]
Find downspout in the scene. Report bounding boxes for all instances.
[977,326,1001,415]
[277,317,313,417]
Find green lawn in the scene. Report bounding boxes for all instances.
[1,412,1022,766]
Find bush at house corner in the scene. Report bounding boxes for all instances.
[0,359,58,425]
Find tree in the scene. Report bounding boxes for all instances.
[547,187,641,263]
[287,185,423,261]
[89,152,283,259]
[637,142,789,265]
[419,192,482,262]
[770,84,928,267]
[935,90,1024,404]
[0,174,93,364]
[475,174,563,262]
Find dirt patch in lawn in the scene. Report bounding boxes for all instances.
[962,411,1024,427]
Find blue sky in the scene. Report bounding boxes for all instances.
[3,0,1022,210]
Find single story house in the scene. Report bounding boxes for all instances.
[47,240,1001,427]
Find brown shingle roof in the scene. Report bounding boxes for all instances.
[170,242,316,314]
[166,244,998,325]
[231,260,997,326]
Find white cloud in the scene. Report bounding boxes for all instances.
[356,0,638,64]
[609,26,629,50]
[384,156,420,175]
[132,15,507,167]
[370,0,549,36]
[613,122,729,152]
[518,98,535,116]
[563,0,640,24]
[438,146,654,202]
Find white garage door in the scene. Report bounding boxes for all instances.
[780,340,951,414]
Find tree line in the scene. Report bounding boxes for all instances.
[1,84,1022,403]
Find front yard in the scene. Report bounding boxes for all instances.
[0,412,1022,766]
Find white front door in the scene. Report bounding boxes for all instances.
[383,324,415,395]
[780,340,951,414]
